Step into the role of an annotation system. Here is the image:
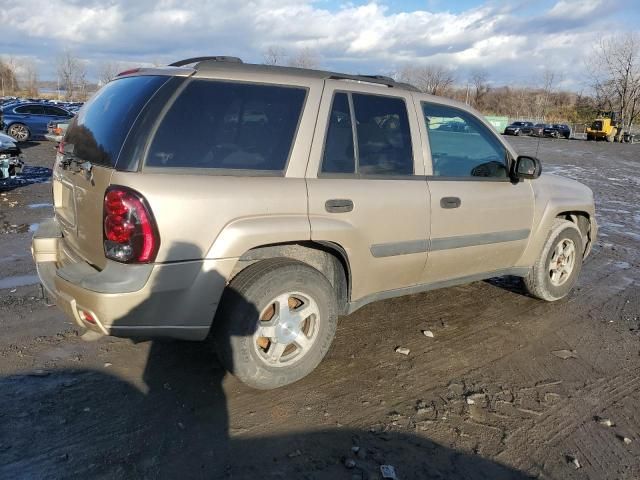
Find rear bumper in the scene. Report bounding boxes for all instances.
[32,218,237,340]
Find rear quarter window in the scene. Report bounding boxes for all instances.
[145,80,307,173]
[65,75,169,167]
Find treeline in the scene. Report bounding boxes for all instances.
[446,86,599,124]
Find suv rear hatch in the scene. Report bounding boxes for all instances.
[53,75,172,269]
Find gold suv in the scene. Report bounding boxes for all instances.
[32,57,597,389]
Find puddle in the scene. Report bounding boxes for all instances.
[28,203,53,209]
[613,261,631,269]
[0,275,40,289]
[29,223,39,233]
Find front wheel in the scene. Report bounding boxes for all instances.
[212,259,338,389]
[524,219,584,301]
[7,123,30,142]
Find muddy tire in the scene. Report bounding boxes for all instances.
[212,258,338,390]
[524,219,583,302]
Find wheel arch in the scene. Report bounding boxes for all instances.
[230,241,351,315]
[517,203,596,268]
[555,210,594,258]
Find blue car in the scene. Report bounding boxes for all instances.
[1,102,74,142]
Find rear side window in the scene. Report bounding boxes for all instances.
[322,93,355,173]
[45,106,69,116]
[321,92,413,176]
[146,80,307,172]
[353,94,413,175]
[65,75,168,167]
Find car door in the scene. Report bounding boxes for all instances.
[19,104,49,136]
[306,81,430,305]
[417,100,534,284]
[45,105,72,123]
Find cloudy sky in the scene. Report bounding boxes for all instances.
[1,0,638,90]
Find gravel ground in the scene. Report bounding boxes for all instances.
[0,137,639,479]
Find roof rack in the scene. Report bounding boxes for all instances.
[169,56,243,68]
[328,73,419,92]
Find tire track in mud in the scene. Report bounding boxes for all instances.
[226,256,639,440]
[498,372,640,477]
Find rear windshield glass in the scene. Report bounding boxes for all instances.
[65,75,168,167]
[145,80,307,172]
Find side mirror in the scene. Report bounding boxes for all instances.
[513,155,542,180]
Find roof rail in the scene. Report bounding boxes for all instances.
[328,73,419,92]
[168,56,243,68]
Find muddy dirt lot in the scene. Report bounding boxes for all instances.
[1,137,639,479]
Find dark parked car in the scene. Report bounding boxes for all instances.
[531,123,548,136]
[543,124,571,139]
[503,121,534,136]
[1,102,73,142]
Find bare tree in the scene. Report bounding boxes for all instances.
[56,50,87,101]
[97,61,123,85]
[21,60,39,97]
[263,46,287,66]
[469,69,490,109]
[590,33,640,132]
[395,64,455,96]
[538,68,558,119]
[287,48,319,69]
[0,59,20,96]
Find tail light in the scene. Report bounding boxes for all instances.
[103,186,160,263]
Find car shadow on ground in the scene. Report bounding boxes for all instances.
[0,242,534,479]
[484,275,529,297]
[13,140,42,150]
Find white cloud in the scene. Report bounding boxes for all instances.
[0,0,629,89]
[547,0,604,19]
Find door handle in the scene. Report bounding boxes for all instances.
[325,199,354,213]
[440,197,461,209]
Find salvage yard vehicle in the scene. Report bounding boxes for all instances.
[586,111,619,142]
[503,121,534,136]
[0,131,24,179]
[32,57,598,390]
[543,124,571,139]
[2,102,73,142]
[531,123,548,137]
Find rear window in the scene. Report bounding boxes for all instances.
[65,75,168,167]
[145,80,307,172]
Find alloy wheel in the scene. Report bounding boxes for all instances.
[549,238,576,286]
[253,292,320,367]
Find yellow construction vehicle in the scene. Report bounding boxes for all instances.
[586,111,620,142]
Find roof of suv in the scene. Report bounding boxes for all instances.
[127,56,420,93]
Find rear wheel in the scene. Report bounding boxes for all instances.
[524,219,583,301]
[212,258,338,389]
[7,123,30,142]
